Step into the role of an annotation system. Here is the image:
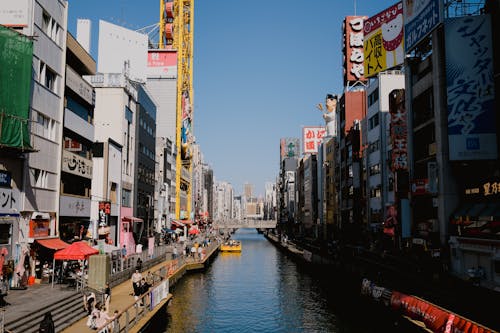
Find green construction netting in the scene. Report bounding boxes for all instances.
[0,24,33,150]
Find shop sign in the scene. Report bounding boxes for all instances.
[98,201,111,226]
[0,187,20,213]
[465,180,500,197]
[302,126,326,154]
[343,16,368,83]
[411,179,429,195]
[0,171,11,188]
[62,150,92,179]
[29,220,49,238]
[389,89,408,171]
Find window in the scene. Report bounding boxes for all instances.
[369,164,381,176]
[369,114,380,130]
[41,11,61,45]
[36,112,57,141]
[122,189,131,207]
[0,223,11,245]
[368,140,380,153]
[34,168,49,188]
[368,88,379,106]
[110,182,117,204]
[39,62,58,94]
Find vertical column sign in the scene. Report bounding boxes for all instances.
[343,16,368,84]
[98,201,111,226]
[389,89,408,171]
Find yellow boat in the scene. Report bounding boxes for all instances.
[220,240,242,252]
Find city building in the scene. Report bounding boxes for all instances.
[59,32,96,243]
[0,0,68,284]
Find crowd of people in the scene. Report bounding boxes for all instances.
[83,285,117,333]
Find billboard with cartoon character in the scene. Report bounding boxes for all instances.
[363,2,404,78]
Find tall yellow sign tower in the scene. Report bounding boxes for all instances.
[159,0,194,220]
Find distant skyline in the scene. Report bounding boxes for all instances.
[67,0,399,196]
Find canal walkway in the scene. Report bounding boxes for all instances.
[61,239,221,333]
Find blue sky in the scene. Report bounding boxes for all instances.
[67,0,398,197]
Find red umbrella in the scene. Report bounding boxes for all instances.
[188,228,200,235]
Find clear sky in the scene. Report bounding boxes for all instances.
[67,0,398,197]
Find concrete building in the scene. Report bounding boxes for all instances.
[214,181,233,222]
[59,32,96,243]
[86,73,138,255]
[363,71,405,241]
[0,0,68,283]
[134,84,157,244]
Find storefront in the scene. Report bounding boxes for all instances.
[449,179,500,289]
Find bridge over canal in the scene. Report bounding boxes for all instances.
[213,219,277,229]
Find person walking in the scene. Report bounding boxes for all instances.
[38,311,55,333]
[172,246,178,259]
[145,271,154,289]
[131,269,142,297]
[104,282,111,310]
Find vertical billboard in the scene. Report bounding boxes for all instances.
[445,15,497,160]
[364,2,404,78]
[343,16,368,84]
[389,89,408,171]
[280,138,300,163]
[403,0,443,52]
[302,126,326,154]
[147,49,177,78]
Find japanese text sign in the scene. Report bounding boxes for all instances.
[302,126,326,154]
[389,89,408,171]
[364,2,404,78]
[98,201,111,226]
[343,16,368,83]
[403,0,442,52]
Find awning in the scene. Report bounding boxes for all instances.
[122,216,143,223]
[452,202,500,222]
[35,238,70,250]
[171,220,185,227]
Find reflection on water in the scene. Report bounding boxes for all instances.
[148,229,403,333]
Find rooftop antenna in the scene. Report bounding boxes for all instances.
[354,0,357,15]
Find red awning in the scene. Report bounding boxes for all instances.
[122,216,143,222]
[54,241,99,260]
[35,238,70,250]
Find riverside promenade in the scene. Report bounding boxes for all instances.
[61,240,220,333]
[61,241,219,333]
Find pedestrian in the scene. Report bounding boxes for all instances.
[190,245,196,258]
[172,246,178,259]
[145,271,154,289]
[104,282,111,310]
[96,304,113,333]
[136,257,142,271]
[131,269,142,297]
[197,246,202,260]
[39,311,55,333]
[85,291,96,315]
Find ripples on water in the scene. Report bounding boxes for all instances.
[149,229,406,333]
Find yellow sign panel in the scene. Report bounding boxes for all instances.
[363,2,404,77]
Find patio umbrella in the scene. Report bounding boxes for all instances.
[188,228,200,235]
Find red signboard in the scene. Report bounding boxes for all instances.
[411,179,429,195]
[98,201,111,225]
[302,126,326,154]
[343,16,368,83]
[29,220,50,238]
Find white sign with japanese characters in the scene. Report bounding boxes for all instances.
[0,188,21,213]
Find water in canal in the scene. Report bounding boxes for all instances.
[148,229,410,333]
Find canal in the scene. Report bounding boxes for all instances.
[147,229,416,333]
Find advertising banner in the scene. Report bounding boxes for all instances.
[343,16,368,83]
[445,15,497,160]
[150,279,169,310]
[389,89,408,171]
[280,138,300,162]
[302,126,326,154]
[98,201,111,226]
[403,0,443,52]
[364,2,404,78]
[147,50,177,77]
